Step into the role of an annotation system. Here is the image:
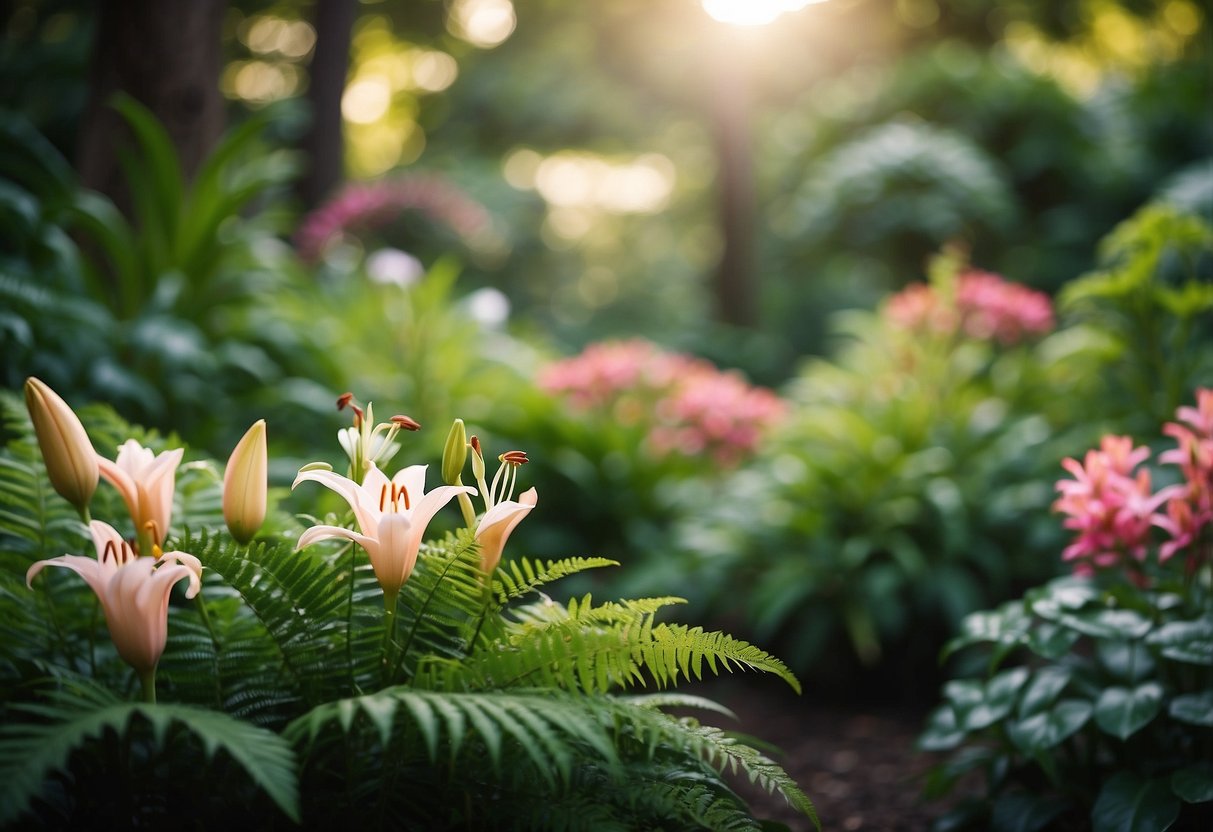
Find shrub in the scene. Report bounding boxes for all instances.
[920,390,1213,831]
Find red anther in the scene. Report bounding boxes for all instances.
[103,540,117,564]
[380,484,389,512]
[336,392,355,411]
[351,404,365,427]
[392,483,411,511]
[391,414,422,432]
[469,436,482,455]
[500,450,529,465]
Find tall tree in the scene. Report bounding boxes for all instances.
[76,0,227,208]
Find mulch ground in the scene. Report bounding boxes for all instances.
[685,678,963,832]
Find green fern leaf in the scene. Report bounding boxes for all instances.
[0,681,300,825]
[492,555,619,604]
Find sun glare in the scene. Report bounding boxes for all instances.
[701,0,826,27]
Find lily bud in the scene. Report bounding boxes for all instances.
[442,419,468,485]
[24,377,98,517]
[223,420,268,545]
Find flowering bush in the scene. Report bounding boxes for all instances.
[672,253,1086,680]
[294,173,494,264]
[885,268,1055,345]
[538,339,786,468]
[0,381,816,830]
[920,390,1213,831]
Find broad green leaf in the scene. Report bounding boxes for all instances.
[1171,763,1213,804]
[1050,608,1152,640]
[1091,772,1180,832]
[1146,618,1213,666]
[946,668,1028,731]
[1097,640,1157,683]
[1027,622,1081,660]
[919,704,965,751]
[1008,699,1092,753]
[1168,691,1213,726]
[1017,667,1071,718]
[991,791,1071,832]
[1093,683,1164,740]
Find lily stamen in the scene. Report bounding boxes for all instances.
[144,520,161,548]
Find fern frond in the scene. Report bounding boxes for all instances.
[680,721,819,829]
[286,687,618,784]
[183,531,361,709]
[492,555,619,603]
[423,607,802,695]
[597,697,819,830]
[0,680,299,825]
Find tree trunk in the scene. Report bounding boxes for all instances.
[298,0,357,209]
[710,59,757,328]
[76,0,227,209]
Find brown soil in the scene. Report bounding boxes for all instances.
[687,678,962,832]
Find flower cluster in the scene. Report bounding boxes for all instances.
[294,174,493,264]
[885,269,1055,345]
[1053,389,1213,581]
[22,378,267,699]
[538,339,786,467]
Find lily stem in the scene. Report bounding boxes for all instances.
[457,491,477,531]
[381,590,399,686]
[139,668,157,704]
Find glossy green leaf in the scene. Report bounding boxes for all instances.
[1171,763,1213,804]
[1146,618,1213,666]
[1097,640,1157,683]
[1091,772,1179,832]
[919,704,966,751]
[1008,699,1092,753]
[1027,622,1081,660]
[1052,608,1152,640]
[1017,667,1071,718]
[991,791,1071,832]
[1093,683,1164,740]
[946,667,1029,732]
[1168,691,1213,726]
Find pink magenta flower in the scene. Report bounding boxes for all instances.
[26,521,202,675]
[97,440,184,556]
[1053,436,1181,579]
[293,462,474,602]
[885,270,1054,345]
[1158,388,1213,567]
[538,339,785,468]
[294,174,493,264]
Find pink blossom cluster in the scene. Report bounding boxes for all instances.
[885,270,1055,345]
[295,174,492,263]
[538,340,786,467]
[1053,389,1213,581]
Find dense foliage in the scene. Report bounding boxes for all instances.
[920,391,1213,831]
[0,390,816,830]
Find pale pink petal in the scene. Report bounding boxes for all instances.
[296,524,377,552]
[293,468,378,533]
[475,488,537,573]
[372,513,416,595]
[26,555,111,598]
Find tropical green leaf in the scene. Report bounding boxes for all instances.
[1090,771,1180,832]
[0,682,299,824]
[1007,699,1092,754]
[1093,683,1164,741]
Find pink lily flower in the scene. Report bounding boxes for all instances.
[26,521,202,678]
[97,440,184,556]
[475,488,538,574]
[293,462,474,602]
